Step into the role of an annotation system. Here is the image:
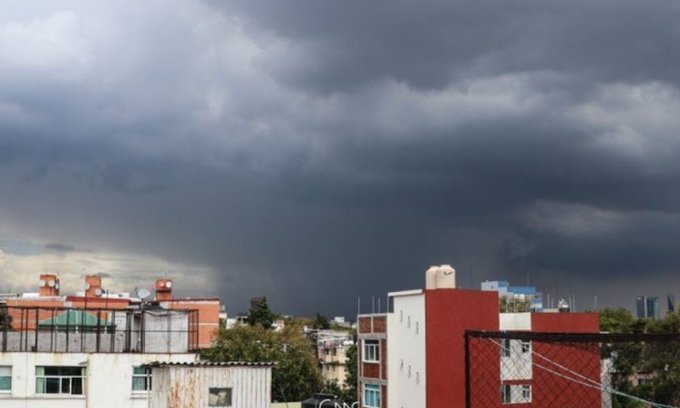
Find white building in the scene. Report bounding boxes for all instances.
[0,352,196,407]
[316,330,354,387]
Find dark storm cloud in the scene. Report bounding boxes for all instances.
[1,0,680,315]
[214,0,680,93]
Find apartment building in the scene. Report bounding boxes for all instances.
[357,265,600,408]
[316,329,354,388]
[0,274,225,407]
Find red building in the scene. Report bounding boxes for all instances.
[357,265,601,408]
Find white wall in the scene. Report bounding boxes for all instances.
[0,352,197,408]
[499,313,531,331]
[387,291,425,408]
[499,313,533,381]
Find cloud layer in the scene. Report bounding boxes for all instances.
[1,0,680,315]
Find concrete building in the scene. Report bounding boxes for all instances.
[0,274,228,407]
[316,330,354,388]
[636,295,660,319]
[358,265,600,408]
[3,274,221,348]
[147,361,273,408]
[0,352,197,407]
[481,280,544,312]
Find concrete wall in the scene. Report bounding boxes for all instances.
[150,365,272,408]
[0,352,197,408]
[425,288,499,408]
[387,291,425,408]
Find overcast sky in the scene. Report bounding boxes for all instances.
[1,0,680,317]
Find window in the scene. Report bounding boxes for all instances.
[521,385,532,402]
[521,341,531,354]
[36,366,86,395]
[500,339,511,357]
[363,340,380,363]
[501,384,532,404]
[132,366,151,392]
[364,384,381,408]
[501,384,511,404]
[0,366,11,392]
[208,387,232,406]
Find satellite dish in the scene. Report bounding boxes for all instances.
[94,288,103,297]
[165,281,172,289]
[136,288,151,300]
[39,279,46,287]
[55,283,60,290]
[48,280,56,288]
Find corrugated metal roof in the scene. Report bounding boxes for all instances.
[145,361,276,367]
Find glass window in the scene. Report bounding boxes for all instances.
[132,366,152,392]
[521,341,531,354]
[521,385,532,402]
[364,384,380,408]
[36,366,85,395]
[0,366,11,391]
[500,339,511,357]
[501,384,531,404]
[363,340,380,363]
[208,387,232,406]
[501,384,511,404]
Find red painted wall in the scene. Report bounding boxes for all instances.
[425,289,499,408]
[530,313,601,408]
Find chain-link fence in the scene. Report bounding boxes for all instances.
[465,331,680,408]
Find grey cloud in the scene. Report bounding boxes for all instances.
[211,0,680,94]
[0,0,679,316]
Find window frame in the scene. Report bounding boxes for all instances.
[131,366,152,393]
[500,339,511,358]
[501,384,511,404]
[363,383,381,408]
[208,387,232,406]
[521,384,532,402]
[521,340,531,354]
[363,339,380,363]
[0,366,11,392]
[501,383,532,404]
[35,366,86,396]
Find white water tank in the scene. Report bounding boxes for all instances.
[425,264,456,289]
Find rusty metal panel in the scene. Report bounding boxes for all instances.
[150,365,272,408]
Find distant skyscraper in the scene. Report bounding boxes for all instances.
[636,296,660,319]
[668,294,676,313]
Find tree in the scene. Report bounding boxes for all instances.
[0,307,10,330]
[202,324,322,402]
[598,309,680,407]
[499,296,531,313]
[600,308,635,333]
[343,341,358,402]
[247,297,276,330]
[313,313,330,330]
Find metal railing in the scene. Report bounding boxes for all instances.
[0,305,199,353]
[465,330,680,408]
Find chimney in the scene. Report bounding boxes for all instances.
[84,274,103,297]
[155,278,173,301]
[425,264,456,290]
[38,274,60,297]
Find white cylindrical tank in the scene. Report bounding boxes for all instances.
[425,265,456,289]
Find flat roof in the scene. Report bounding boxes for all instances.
[145,361,275,368]
[387,289,423,297]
